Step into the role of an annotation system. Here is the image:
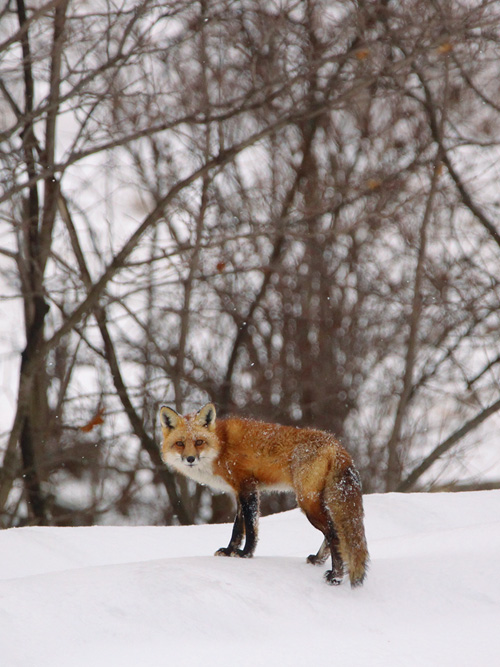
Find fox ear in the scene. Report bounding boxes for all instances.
[196,403,216,430]
[159,406,181,430]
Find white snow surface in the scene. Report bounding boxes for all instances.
[1,491,499,666]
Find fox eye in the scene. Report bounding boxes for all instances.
[195,439,204,447]
[175,441,185,448]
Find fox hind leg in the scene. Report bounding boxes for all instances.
[307,538,330,565]
[299,496,345,583]
[323,525,344,585]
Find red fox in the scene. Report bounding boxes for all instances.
[159,402,369,587]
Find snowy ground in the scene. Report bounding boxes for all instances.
[1,491,499,667]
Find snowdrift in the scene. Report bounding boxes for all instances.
[1,491,499,666]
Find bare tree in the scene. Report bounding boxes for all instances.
[2,0,500,527]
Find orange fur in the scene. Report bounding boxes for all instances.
[159,403,369,587]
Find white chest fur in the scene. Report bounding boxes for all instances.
[167,455,234,494]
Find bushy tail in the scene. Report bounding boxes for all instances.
[323,464,369,587]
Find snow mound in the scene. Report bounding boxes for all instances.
[1,491,499,666]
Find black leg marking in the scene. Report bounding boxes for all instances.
[215,490,259,558]
[324,527,344,585]
[215,502,244,557]
[238,490,259,557]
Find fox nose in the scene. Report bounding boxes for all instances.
[186,456,195,464]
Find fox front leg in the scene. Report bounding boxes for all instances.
[215,502,245,557]
[215,490,259,558]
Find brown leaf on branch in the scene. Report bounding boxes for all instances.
[80,407,105,433]
[436,42,453,54]
[355,48,370,60]
[366,178,382,191]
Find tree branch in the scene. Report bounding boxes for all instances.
[58,195,192,525]
[416,66,500,250]
[398,396,500,492]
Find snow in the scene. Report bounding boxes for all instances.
[1,491,499,666]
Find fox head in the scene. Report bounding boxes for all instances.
[159,402,219,470]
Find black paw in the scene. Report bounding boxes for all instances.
[214,547,253,558]
[231,548,253,558]
[214,547,234,557]
[307,554,327,566]
[324,570,343,586]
